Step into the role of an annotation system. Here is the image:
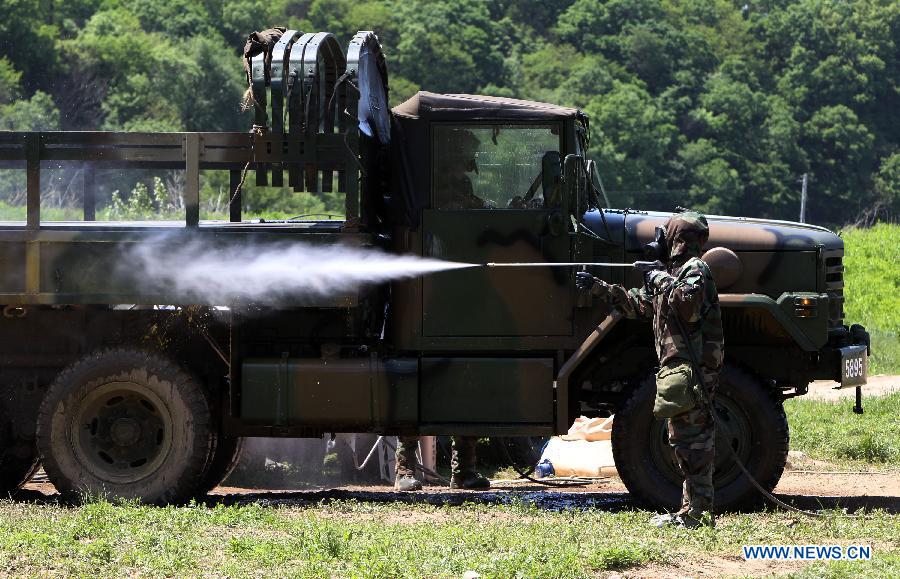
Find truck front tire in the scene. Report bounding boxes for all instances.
[612,364,788,512]
[37,349,214,504]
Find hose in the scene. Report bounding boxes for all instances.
[495,439,590,488]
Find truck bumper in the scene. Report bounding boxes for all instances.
[817,324,870,388]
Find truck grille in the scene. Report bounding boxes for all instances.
[823,249,844,328]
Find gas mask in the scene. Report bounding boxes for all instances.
[644,226,669,263]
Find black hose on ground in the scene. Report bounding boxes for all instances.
[495,440,589,488]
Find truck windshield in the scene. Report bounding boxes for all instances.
[432,124,561,210]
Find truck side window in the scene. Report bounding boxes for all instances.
[432,124,561,210]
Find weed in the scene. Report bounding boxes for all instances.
[587,543,657,570]
[834,433,897,463]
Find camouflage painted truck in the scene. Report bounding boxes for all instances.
[0,30,869,509]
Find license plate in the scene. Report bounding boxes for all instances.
[840,345,867,387]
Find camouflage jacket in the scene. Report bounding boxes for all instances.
[597,257,724,371]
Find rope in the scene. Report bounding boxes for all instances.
[229,161,251,209]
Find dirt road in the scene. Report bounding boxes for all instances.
[19,467,898,515]
[807,374,898,401]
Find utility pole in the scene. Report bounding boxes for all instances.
[799,173,808,223]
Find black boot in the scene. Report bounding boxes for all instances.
[449,436,490,490]
[394,474,423,491]
[450,471,490,490]
[394,436,422,491]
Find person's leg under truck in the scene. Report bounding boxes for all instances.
[450,436,477,477]
[395,436,419,478]
[667,371,717,516]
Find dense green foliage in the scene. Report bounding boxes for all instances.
[841,224,900,374]
[0,0,898,223]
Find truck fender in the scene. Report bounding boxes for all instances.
[719,293,825,351]
[555,310,623,433]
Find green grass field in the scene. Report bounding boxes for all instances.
[0,498,896,578]
[786,391,900,469]
[841,224,900,374]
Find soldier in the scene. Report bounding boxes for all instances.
[394,436,490,491]
[575,211,723,528]
[393,128,492,492]
[433,129,486,210]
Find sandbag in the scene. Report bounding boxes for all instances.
[538,437,617,478]
[562,415,613,441]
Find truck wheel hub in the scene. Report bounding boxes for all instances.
[110,418,141,446]
[649,393,752,488]
[71,381,173,483]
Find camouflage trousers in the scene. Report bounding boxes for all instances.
[667,367,717,516]
[395,436,478,478]
[395,436,420,478]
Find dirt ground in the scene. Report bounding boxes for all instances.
[20,467,900,512]
[17,458,899,579]
[806,374,898,400]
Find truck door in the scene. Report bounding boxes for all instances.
[421,123,573,337]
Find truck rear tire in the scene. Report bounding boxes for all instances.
[37,349,214,504]
[612,364,788,512]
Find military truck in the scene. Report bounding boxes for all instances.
[0,30,869,509]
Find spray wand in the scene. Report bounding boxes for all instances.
[485,260,665,272]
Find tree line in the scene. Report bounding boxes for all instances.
[1,0,897,225]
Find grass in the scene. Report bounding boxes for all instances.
[0,498,896,577]
[840,224,900,374]
[785,391,900,469]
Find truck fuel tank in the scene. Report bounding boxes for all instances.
[241,357,418,430]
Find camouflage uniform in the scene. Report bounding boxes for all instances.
[578,211,723,523]
[395,436,487,490]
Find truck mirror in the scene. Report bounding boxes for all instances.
[562,153,586,218]
[542,151,562,207]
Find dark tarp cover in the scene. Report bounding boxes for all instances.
[356,37,391,145]
[392,91,578,121]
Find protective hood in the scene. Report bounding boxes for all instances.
[665,211,709,264]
